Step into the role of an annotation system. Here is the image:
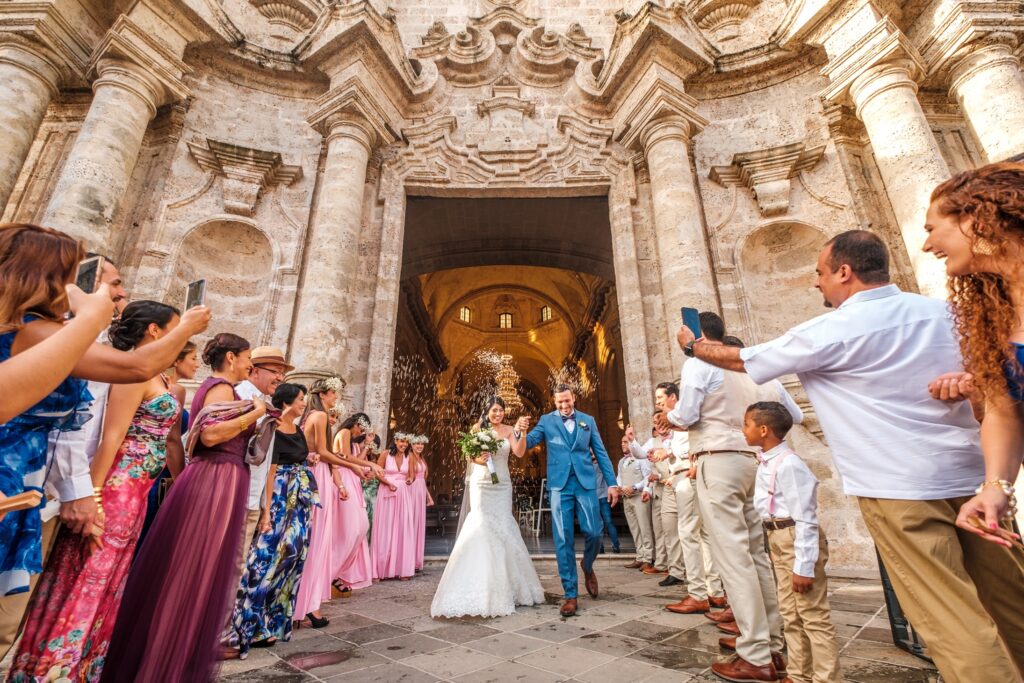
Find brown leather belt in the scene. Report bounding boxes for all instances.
[763,518,796,531]
[692,449,757,459]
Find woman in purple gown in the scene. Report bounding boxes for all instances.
[101,333,263,682]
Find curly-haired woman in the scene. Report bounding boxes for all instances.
[924,162,1024,542]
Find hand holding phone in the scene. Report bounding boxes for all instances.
[185,279,206,310]
[680,307,701,338]
[74,256,104,294]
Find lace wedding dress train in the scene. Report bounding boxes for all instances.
[430,439,545,618]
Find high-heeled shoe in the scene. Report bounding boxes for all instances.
[306,612,330,628]
[332,580,353,598]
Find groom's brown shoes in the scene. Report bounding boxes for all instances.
[560,598,578,617]
[581,561,599,598]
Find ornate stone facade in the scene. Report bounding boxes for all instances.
[3,0,1023,570]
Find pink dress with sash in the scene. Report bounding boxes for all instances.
[370,453,416,579]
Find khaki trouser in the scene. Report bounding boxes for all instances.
[697,451,784,666]
[623,494,654,563]
[659,478,685,580]
[858,496,1024,683]
[236,507,262,578]
[674,475,723,600]
[0,517,59,658]
[767,526,841,683]
[650,485,667,568]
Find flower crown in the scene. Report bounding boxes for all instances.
[409,434,429,444]
[393,431,412,441]
[356,417,372,432]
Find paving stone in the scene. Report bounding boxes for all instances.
[331,662,441,682]
[465,632,551,658]
[343,623,415,645]
[220,661,316,681]
[452,660,566,682]
[514,642,616,677]
[422,621,503,644]
[627,643,723,675]
[569,630,649,657]
[839,656,943,682]
[282,645,390,677]
[403,645,505,678]
[363,633,450,660]
[515,620,595,643]
[606,619,680,642]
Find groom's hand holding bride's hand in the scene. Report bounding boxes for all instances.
[514,416,530,433]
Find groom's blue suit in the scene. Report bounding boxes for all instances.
[527,410,618,598]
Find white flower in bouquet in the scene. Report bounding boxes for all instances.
[457,428,505,484]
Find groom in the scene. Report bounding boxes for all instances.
[525,384,620,617]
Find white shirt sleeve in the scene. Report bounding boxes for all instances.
[629,439,649,460]
[773,380,804,425]
[740,328,824,385]
[668,360,713,428]
[637,458,653,493]
[49,381,109,502]
[777,456,820,578]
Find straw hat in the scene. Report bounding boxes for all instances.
[249,346,294,372]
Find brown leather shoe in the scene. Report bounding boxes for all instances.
[711,655,778,682]
[581,561,599,598]
[705,606,735,623]
[638,563,654,572]
[665,596,710,614]
[717,620,740,636]
[624,560,644,569]
[560,598,578,617]
[772,652,787,677]
[641,564,662,574]
[719,636,736,651]
[709,594,729,609]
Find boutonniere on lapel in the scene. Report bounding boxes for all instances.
[578,421,589,431]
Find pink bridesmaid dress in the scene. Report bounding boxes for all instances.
[370,452,416,579]
[334,454,372,590]
[294,458,343,617]
[410,459,428,570]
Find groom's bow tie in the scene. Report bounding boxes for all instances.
[561,413,576,423]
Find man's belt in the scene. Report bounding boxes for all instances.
[763,518,796,531]
[692,449,757,459]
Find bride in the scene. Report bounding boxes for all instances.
[431,396,545,618]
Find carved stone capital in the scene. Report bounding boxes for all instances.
[187,138,303,216]
[307,77,398,150]
[616,65,709,151]
[710,141,826,216]
[821,17,925,106]
[92,57,168,119]
[249,0,326,33]
[88,15,193,107]
[0,0,95,85]
[0,36,62,96]
[948,38,1022,94]
[917,1,1024,80]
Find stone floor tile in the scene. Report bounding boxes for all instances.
[573,655,674,683]
[422,621,503,644]
[329,662,441,682]
[219,661,315,681]
[662,627,727,654]
[514,620,594,643]
[280,645,389,678]
[402,644,504,679]
[391,615,451,633]
[317,613,383,635]
[605,619,680,642]
[852,626,897,644]
[343,598,425,622]
[343,623,414,645]
[482,608,556,632]
[839,656,943,682]
[363,633,450,660]
[627,642,723,675]
[464,632,551,658]
[569,630,649,657]
[270,634,353,657]
[514,642,616,677]
[452,660,566,683]
[840,642,935,669]
[217,649,285,677]
[635,609,708,630]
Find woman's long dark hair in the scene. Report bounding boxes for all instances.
[479,395,505,429]
[301,378,336,449]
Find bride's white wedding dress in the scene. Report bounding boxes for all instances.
[431,437,545,618]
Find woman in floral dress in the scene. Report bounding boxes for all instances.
[9,301,183,682]
[229,383,316,658]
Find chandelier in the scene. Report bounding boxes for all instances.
[496,353,523,414]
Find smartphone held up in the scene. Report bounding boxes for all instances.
[680,306,701,339]
[185,279,206,310]
[74,256,104,294]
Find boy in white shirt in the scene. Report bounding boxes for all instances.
[743,402,840,683]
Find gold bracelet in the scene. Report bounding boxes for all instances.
[239,414,250,431]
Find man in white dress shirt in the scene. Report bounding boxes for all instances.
[617,436,654,570]
[678,230,1024,681]
[0,257,127,657]
[234,346,293,558]
[656,311,786,682]
[655,382,726,613]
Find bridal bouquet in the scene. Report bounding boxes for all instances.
[457,428,504,484]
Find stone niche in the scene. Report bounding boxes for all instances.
[169,219,275,357]
[739,221,827,343]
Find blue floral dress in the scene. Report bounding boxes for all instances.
[0,317,92,596]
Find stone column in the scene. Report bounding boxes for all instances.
[641,115,718,367]
[41,57,163,252]
[949,40,1024,163]
[289,113,374,384]
[848,60,950,298]
[0,40,61,211]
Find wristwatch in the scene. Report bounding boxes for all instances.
[684,340,698,358]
